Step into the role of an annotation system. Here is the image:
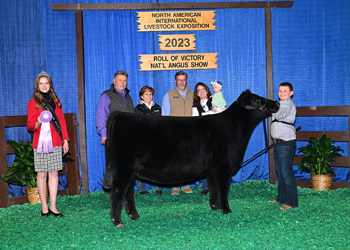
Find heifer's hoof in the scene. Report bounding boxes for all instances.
[116,223,125,228]
[112,219,125,228]
[221,208,232,214]
[211,204,220,210]
[128,213,140,220]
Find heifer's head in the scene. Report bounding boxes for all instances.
[236,89,279,115]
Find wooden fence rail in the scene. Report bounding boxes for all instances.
[0,114,80,208]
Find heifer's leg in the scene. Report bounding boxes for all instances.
[124,176,140,220]
[110,181,125,228]
[206,176,220,210]
[110,166,140,228]
[102,139,113,189]
[215,171,232,214]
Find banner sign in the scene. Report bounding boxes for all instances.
[158,34,196,51]
[139,53,218,71]
[137,11,216,31]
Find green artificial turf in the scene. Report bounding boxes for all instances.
[1,180,350,249]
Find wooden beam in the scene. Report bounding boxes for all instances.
[75,10,89,195]
[296,106,350,117]
[51,2,293,11]
[65,113,81,196]
[0,117,7,207]
[1,116,27,127]
[296,131,349,142]
[293,156,349,167]
[265,7,276,184]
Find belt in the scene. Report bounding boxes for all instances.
[273,139,285,143]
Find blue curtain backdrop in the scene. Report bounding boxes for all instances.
[0,0,349,195]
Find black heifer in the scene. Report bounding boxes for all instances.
[104,90,279,228]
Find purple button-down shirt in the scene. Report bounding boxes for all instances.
[96,87,128,138]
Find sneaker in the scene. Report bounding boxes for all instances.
[171,188,180,195]
[156,190,162,195]
[182,187,193,193]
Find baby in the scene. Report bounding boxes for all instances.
[211,81,227,113]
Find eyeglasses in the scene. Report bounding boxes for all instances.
[197,88,206,93]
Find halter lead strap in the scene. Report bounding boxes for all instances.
[271,119,294,126]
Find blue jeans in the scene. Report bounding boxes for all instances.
[274,140,298,208]
[202,179,208,190]
[136,179,161,192]
[173,185,190,190]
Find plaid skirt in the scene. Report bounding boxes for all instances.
[34,146,63,172]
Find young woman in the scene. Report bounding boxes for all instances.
[27,71,69,217]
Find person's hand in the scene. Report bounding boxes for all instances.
[35,116,42,129]
[213,106,218,112]
[101,137,107,145]
[63,140,69,155]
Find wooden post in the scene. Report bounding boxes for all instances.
[75,10,89,195]
[265,7,276,184]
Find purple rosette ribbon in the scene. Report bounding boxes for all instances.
[37,111,54,153]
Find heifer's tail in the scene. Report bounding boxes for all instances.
[102,139,113,189]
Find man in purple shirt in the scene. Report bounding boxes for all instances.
[96,71,134,192]
[96,70,134,145]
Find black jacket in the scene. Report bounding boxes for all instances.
[134,102,162,116]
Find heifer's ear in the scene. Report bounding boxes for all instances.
[238,90,246,99]
[246,89,252,94]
